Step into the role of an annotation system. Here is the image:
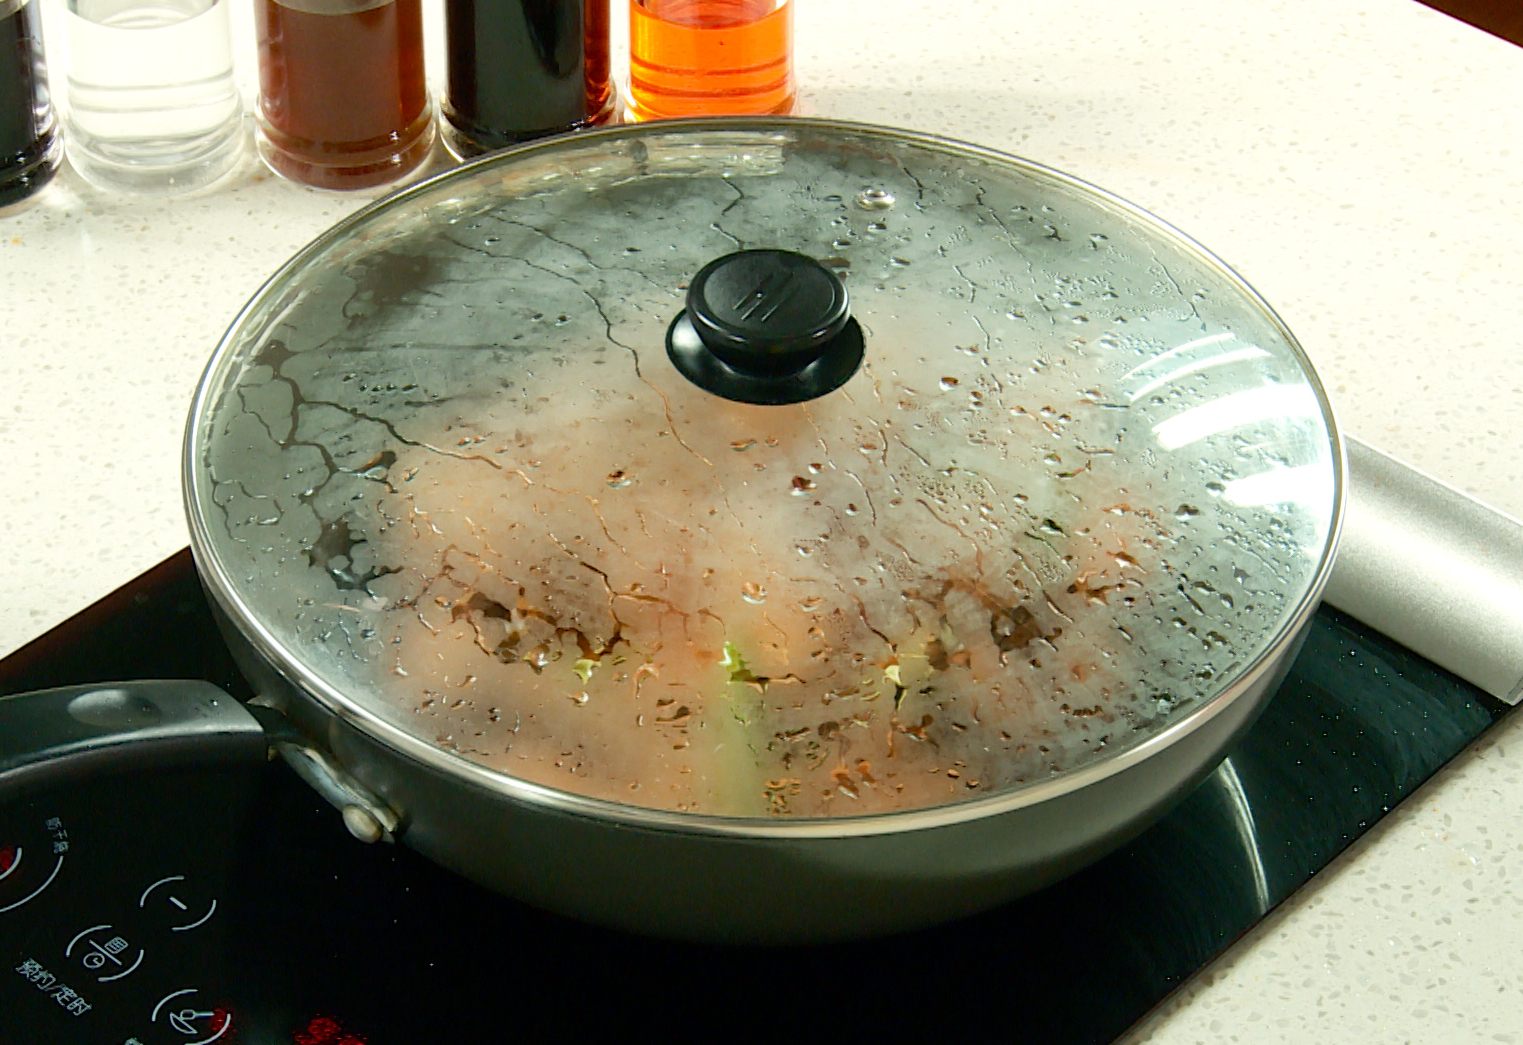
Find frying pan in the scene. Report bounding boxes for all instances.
[3,119,1351,942]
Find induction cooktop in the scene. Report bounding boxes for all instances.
[0,549,1509,1045]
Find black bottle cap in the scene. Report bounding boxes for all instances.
[666,249,864,405]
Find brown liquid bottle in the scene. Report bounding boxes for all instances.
[626,0,794,121]
[255,0,434,190]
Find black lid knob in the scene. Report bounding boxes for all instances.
[666,250,864,405]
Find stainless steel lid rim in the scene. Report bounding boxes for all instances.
[184,116,1345,836]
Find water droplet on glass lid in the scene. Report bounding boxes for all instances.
[856,188,896,210]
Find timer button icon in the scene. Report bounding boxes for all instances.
[66,924,145,982]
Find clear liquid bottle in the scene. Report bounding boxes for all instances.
[441,0,613,158]
[626,0,794,121]
[61,0,244,194]
[255,0,434,190]
[0,0,61,207]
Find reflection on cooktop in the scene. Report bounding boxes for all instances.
[0,550,1509,1044]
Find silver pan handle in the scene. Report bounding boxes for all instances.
[1324,437,1523,705]
[244,700,402,843]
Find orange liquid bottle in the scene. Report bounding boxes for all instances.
[627,0,794,120]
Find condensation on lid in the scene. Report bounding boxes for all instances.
[188,120,1340,818]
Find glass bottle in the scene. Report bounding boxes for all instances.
[0,0,60,207]
[441,0,613,158]
[626,0,794,121]
[61,0,243,194]
[255,0,434,190]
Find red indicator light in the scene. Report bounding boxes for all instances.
[294,1015,367,1045]
[0,847,15,874]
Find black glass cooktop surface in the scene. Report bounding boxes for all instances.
[0,550,1509,1045]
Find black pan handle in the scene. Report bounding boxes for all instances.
[0,681,267,803]
[0,680,402,844]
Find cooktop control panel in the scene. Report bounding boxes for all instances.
[1,765,257,1045]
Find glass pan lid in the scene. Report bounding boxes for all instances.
[189,119,1340,818]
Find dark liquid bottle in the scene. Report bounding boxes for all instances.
[441,0,613,159]
[0,0,60,207]
[255,0,434,190]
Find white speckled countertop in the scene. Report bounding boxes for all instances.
[3,0,1521,1039]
